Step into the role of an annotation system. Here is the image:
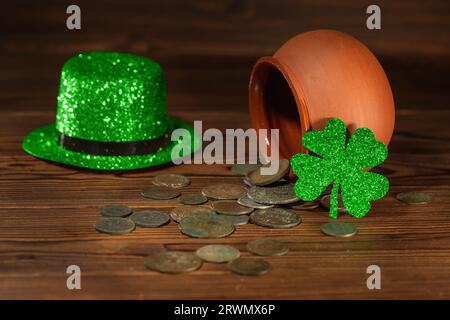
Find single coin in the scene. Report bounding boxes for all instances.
[178,194,208,205]
[100,204,133,217]
[94,217,135,235]
[170,205,216,223]
[228,258,272,276]
[211,200,254,215]
[141,185,181,200]
[130,210,170,228]
[179,214,235,238]
[202,184,247,200]
[238,195,274,209]
[144,251,202,273]
[289,200,320,210]
[320,221,358,238]
[196,244,240,263]
[152,174,190,188]
[231,163,261,176]
[247,183,299,205]
[246,239,289,256]
[396,191,432,204]
[220,214,250,226]
[320,194,347,213]
[247,159,290,186]
[250,208,301,228]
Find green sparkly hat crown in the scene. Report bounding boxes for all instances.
[22,51,200,170]
[57,52,168,142]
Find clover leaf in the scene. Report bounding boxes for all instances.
[291,118,389,219]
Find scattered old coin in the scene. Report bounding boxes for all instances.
[228,258,272,276]
[100,204,133,217]
[144,251,202,273]
[196,244,240,263]
[220,214,250,226]
[320,194,347,213]
[320,221,358,238]
[178,194,208,205]
[231,163,261,176]
[289,200,320,210]
[130,210,170,228]
[238,195,274,209]
[250,208,301,228]
[170,205,216,223]
[247,159,290,186]
[152,174,190,188]
[179,214,235,238]
[396,191,432,204]
[141,185,181,200]
[246,239,289,256]
[94,217,135,235]
[202,184,247,200]
[211,200,254,215]
[247,183,299,205]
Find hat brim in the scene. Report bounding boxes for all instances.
[22,116,201,170]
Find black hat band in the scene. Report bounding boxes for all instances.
[58,132,170,156]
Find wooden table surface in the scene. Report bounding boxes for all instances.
[1,0,450,299]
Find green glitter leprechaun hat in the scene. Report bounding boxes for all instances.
[22,52,200,170]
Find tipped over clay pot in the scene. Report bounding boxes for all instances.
[249,29,395,159]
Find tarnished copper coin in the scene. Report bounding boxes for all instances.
[202,184,247,200]
[246,239,289,256]
[196,244,240,263]
[247,159,290,186]
[320,221,358,238]
[144,251,202,274]
[100,204,133,217]
[94,217,135,235]
[289,200,320,210]
[178,194,208,205]
[250,208,301,228]
[179,214,235,238]
[228,258,272,276]
[247,183,299,205]
[238,195,274,209]
[220,214,250,226]
[231,163,261,176]
[170,205,216,223]
[152,174,190,188]
[396,191,432,204]
[130,210,170,228]
[141,185,181,200]
[211,200,254,215]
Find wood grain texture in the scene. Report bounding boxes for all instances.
[1,0,450,299]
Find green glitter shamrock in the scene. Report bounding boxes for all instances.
[291,118,389,219]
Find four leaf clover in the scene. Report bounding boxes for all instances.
[291,118,389,219]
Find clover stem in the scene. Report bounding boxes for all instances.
[329,182,340,219]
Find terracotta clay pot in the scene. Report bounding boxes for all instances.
[249,29,395,159]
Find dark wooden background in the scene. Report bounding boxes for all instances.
[1,0,450,299]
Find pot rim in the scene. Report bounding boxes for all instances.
[249,55,311,155]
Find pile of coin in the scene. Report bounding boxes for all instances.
[98,162,436,275]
